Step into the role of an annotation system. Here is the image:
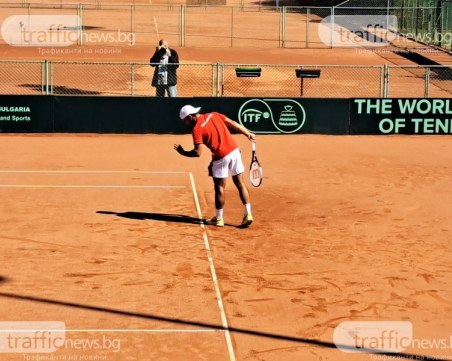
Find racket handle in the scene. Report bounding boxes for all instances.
[252,141,256,151]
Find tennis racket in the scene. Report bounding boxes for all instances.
[249,141,263,187]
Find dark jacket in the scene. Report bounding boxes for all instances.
[150,47,179,87]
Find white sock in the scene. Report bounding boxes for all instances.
[244,203,251,215]
[216,209,224,220]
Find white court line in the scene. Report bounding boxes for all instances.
[0,170,185,174]
[0,185,185,189]
[64,329,220,333]
[0,329,220,333]
[0,169,186,189]
[0,170,186,188]
[188,172,236,361]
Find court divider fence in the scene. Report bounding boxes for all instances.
[0,61,451,98]
[0,2,451,51]
[1,95,451,135]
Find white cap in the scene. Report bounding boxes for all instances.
[179,105,201,120]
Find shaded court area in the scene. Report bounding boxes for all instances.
[0,134,451,360]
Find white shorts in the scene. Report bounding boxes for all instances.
[210,148,245,178]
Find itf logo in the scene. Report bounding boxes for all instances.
[238,99,306,134]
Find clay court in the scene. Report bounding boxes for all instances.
[1,1,452,360]
[1,134,452,361]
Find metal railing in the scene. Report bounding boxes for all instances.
[0,60,450,98]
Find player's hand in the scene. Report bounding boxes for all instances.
[174,144,184,154]
[248,133,256,141]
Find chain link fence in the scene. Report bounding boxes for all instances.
[395,0,452,52]
[0,3,334,48]
[0,60,45,94]
[1,2,451,50]
[0,60,451,97]
[336,0,452,52]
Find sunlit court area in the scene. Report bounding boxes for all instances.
[1,0,452,360]
[0,134,451,360]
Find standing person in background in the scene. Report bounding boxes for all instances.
[174,105,255,228]
[150,39,179,97]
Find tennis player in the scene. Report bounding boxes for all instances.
[174,105,256,228]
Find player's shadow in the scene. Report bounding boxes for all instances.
[97,211,241,228]
[97,211,203,224]
[0,291,443,360]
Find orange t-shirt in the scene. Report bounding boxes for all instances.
[192,112,238,160]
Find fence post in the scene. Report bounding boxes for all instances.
[77,4,84,46]
[179,5,185,47]
[231,6,234,48]
[400,0,405,32]
[424,66,430,98]
[330,6,334,48]
[380,65,383,97]
[50,61,54,95]
[279,7,286,48]
[306,8,310,48]
[41,61,45,95]
[215,63,222,97]
[386,0,390,32]
[210,64,214,97]
[382,64,389,98]
[130,5,134,46]
[44,60,54,96]
[45,60,50,95]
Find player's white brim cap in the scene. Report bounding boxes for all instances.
[179,105,201,120]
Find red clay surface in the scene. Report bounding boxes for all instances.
[0,4,451,361]
[0,134,452,361]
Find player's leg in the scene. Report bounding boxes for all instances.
[232,173,250,205]
[230,149,253,227]
[213,177,227,210]
[232,174,253,227]
[205,158,228,227]
[204,177,227,227]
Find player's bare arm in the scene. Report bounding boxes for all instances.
[224,117,256,141]
[174,143,203,157]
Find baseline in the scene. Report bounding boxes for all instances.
[0,169,188,188]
